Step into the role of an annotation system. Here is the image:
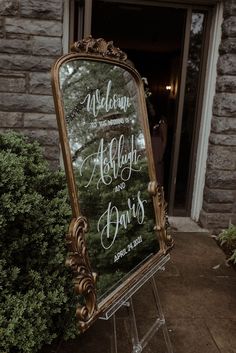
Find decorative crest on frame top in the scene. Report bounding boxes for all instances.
[71,35,128,61]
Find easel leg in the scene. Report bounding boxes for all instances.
[151,277,173,353]
[109,271,173,353]
[112,313,118,353]
[128,298,142,353]
[111,300,142,353]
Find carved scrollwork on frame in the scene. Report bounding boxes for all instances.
[71,35,128,62]
[148,181,174,253]
[66,217,97,330]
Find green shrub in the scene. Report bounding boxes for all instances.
[0,131,77,353]
[218,224,236,264]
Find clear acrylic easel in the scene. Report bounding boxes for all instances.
[99,254,173,353]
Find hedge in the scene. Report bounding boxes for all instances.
[0,131,77,353]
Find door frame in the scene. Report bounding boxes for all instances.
[170,7,215,216]
[190,2,223,221]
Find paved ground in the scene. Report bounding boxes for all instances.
[156,231,236,353]
[42,230,236,353]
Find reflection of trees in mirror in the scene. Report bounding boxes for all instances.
[186,13,205,100]
[76,158,158,300]
[60,60,141,165]
[59,58,159,302]
[180,12,205,164]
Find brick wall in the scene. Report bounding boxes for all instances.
[0,0,64,168]
[199,0,236,233]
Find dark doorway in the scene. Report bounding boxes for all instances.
[89,1,207,216]
[91,1,186,213]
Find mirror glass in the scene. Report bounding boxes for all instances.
[59,59,159,302]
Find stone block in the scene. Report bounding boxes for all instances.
[209,133,236,146]
[0,53,56,72]
[0,18,4,36]
[0,0,18,16]
[213,93,236,116]
[199,209,233,233]
[0,111,23,127]
[222,17,236,38]
[47,158,60,170]
[232,202,236,219]
[224,0,236,17]
[218,54,236,75]
[43,145,60,160]
[203,186,235,203]
[29,72,52,95]
[31,36,62,56]
[216,76,236,93]
[205,170,236,189]
[0,38,32,54]
[219,38,236,54]
[6,33,31,41]
[21,128,59,145]
[5,18,63,37]
[203,201,233,213]
[0,93,55,114]
[211,116,236,133]
[0,73,26,93]
[24,113,57,129]
[20,0,63,21]
[207,145,236,170]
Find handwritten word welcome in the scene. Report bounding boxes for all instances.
[80,80,131,117]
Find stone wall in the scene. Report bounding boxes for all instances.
[0,0,64,168]
[200,0,236,233]
[0,0,235,232]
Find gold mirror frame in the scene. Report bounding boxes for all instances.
[51,36,173,331]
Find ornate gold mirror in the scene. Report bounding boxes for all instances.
[51,37,173,332]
